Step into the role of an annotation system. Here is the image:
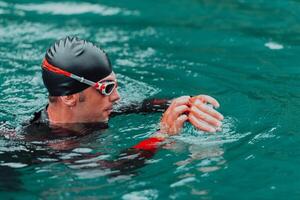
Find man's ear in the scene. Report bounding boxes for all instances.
[59,94,78,107]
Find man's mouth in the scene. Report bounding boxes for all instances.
[105,106,113,113]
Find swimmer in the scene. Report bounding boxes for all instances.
[0,36,224,179]
[23,36,224,150]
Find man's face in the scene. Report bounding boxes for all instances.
[74,72,120,123]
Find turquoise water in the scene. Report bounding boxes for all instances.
[0,0,300,199]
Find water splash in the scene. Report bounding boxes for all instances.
[175,116,244,145]
[114,73,160,110]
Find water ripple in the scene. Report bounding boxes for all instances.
[14,2,139,16]
[122,189,159,200]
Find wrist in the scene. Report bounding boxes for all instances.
[151,130,169,139]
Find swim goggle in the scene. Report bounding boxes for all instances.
[42,59,117,96]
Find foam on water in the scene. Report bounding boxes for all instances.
[14,2,139,16]
[264,41,284,50]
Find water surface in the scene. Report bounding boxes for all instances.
[0,0,300,199]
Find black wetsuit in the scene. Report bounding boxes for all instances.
[0,98,171,191]
[24,98,170,141]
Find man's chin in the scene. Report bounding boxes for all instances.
[101,119,109,123]
[98,115,109,123]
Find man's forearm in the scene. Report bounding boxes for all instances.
[111,98,171,117]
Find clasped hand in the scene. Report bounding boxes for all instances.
[160,95,224,135]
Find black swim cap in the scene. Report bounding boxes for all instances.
[42,36,112,96]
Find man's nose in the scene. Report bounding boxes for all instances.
[110,88,120,102]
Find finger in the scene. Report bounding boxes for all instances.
[171,96,190,108]
[188,114,216,133]
[166,105,189,125]
[191,95,220,108]
[175,114,188,130]
[161,103,189,132]
[168,114,188,135]
[163,96,189,119]
[193,100,224,120]
[190,105,222,127]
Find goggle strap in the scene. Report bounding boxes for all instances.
[70,74,96,87]
[42,59,72,77]
[42,59,97,88]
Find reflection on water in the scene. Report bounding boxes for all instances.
[168,117,234,195]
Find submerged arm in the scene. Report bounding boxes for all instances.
[96,133,168,176]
